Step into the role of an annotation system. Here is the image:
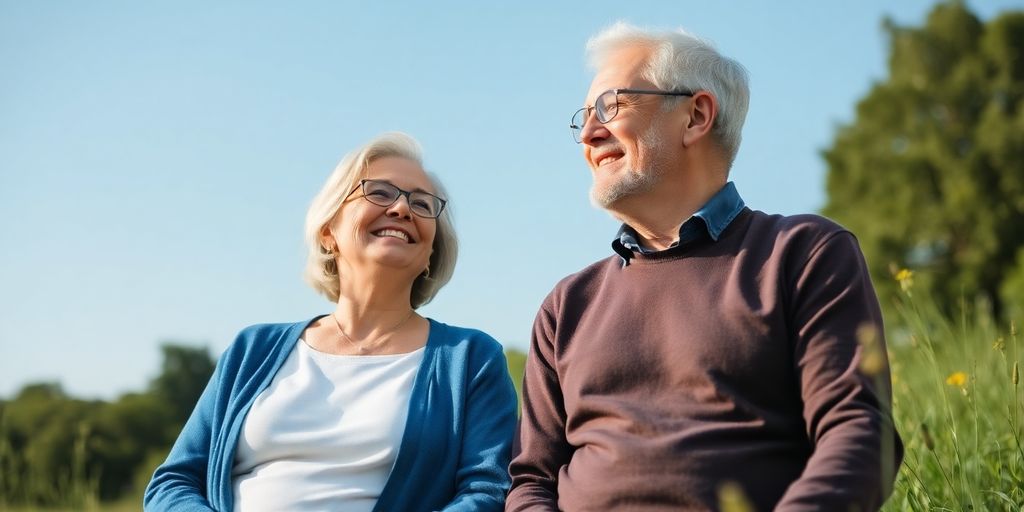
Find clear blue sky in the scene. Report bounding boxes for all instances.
[2,0,1021,400]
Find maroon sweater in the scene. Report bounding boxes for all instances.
[507,209,902,512]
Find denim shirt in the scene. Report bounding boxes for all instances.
[611,181,746,266]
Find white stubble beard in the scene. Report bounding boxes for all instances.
[589,122,668,209]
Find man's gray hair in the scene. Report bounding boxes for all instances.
[587,22,750,167]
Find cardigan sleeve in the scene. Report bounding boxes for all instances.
[505,299,570,511]
[775,231,903,511]
[143,361,222,511]
[441,341,519,512]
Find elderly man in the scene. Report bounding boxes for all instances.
[507,22,902,512]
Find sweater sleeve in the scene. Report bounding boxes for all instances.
[442,341,519,512]
[506,300,571,512]
[143,362,221,512]
[776,231,903,511]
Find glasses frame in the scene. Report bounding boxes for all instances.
[570,88,695,143]
[345,179,448,219]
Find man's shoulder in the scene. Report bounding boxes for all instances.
[556,255,620,289]
[746,210,846,234]
[736,211,867,275]
[538,255,621,312]
[742,210,852,246]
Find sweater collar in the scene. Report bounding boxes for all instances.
[611,181,745,266]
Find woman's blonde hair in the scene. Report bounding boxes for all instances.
[303,132,458,308]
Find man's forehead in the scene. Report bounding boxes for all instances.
[586,46,655,99]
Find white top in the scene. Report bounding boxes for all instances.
[232,339,426,512]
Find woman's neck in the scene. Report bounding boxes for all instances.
[333,270,415,338]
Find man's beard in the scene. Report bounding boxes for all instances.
[589,125,667,208]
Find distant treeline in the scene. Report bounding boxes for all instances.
[0,344,215,508]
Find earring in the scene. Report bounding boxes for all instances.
[422,264,431,279]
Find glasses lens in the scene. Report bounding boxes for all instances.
[361,180,400,207]
[361,180,444,218]
[596,90,617,123]
[408,192,442,218]
[570,108,587,143]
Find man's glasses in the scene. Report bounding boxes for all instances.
[569,88,694,143]
[346,179,447,219]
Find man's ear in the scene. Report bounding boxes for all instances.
[682,91,717,147]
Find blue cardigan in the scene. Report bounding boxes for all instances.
[144,317,518,511]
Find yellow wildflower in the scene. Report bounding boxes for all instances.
[894,268,914,295]
[945,371,967,387]
[718,482,753,512]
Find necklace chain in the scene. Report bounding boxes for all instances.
[331,310,415,353]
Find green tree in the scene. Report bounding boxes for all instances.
[0,343,215,506]
[87,342,213,500]
[822,1,1024,320]
[0,382,101,506]
[149,343,216,425]
[90,392,175,499]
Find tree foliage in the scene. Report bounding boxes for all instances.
[0,343,214,507]
[0,383,101,505]
[149,343,216,425]
[822,1,1024,320]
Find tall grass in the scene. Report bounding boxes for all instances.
[0,418,101,511]
[883,271,1023,510]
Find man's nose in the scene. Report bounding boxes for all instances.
[579,111,608,145]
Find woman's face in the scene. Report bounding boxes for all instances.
[324,156,438,280]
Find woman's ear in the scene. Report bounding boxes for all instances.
[319,225,335,253]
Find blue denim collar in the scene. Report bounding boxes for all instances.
[612,181,745,266]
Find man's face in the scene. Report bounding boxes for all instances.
[581,46,682,208]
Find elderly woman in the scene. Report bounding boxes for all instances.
[144,132,518,511]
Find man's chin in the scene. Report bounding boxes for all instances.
[590,173,652,209]
[589,184,628,209]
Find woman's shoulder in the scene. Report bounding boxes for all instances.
[235,318,314,338]
[221,316,323,361]
[427,318,505,357]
